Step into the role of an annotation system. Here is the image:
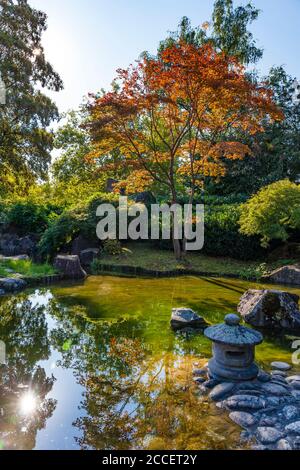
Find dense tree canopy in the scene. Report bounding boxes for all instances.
[0,0,63,196]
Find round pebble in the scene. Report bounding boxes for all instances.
[286,375,300,383]
[271,370,287,377]
[257,370,271,383]
[293,436,300,450]
[259,416,277,427]
[203,378,219,389]
[285,420,300,434]
[256,426,284,444]
[209,382,235,401]
[271,362,291,371]
[224,395,266,411]
[229,411,258,428]
[282,405,298,421]
[291,381,300,391]
[276,439,292,450]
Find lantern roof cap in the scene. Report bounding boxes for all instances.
[204,314,263,346]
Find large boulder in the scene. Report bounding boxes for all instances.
[54,255,87,279]
[0,277,27,292]
[71,235,99,256]
[79,248,99,267]
[170,308,207,330]
[238,289,300,329]
[0,233,37,256]
[262,265,300,286]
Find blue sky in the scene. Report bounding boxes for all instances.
[30,0,300,113]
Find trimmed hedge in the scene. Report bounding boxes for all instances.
[203,204,266,260]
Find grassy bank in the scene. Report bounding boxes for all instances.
[92,243,294,280]
[0,257,57,279]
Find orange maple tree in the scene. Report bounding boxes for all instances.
[87,42,283,257]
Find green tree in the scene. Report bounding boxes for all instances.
[52,109,92,184]
[0,0,63,195]
[52,106,128,201]
[212,0,262,64]
[239,180,300,247]
[158,0,262,65]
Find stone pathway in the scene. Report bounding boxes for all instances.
[193,362,300,450]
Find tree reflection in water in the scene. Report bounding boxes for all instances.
[0,292,242,450]
[48,299,241,450]
[0,296,57,450]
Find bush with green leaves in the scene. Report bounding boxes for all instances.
[38,206,88,259]
[239,180,300,247]
[101,239,123,256]
[203,204,266,260]
[0,201,62,236]
[37,193,119,259]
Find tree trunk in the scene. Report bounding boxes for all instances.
[171,194,182,260]
[173,237,182,260]
[182,188,195,256]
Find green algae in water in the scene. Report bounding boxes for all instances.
[0,275,299,450]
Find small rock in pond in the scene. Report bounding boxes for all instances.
[229,411,258,428]
[0,289,5,296]
[223,395,266,411]
[285,421,300,434]
[271,361,291,371]
[209,382,235,401]
[256,426,284,444]
[171,308,207,330]
[282,405,298,421]
[276,439,292,450]
[257,370,271,383]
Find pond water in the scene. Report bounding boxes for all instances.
[0,275,300,450]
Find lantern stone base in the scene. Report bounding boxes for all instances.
[207,357,259,382]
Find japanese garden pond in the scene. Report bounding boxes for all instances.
[0,275,300,450]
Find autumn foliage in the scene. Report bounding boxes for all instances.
[87,42,282,200]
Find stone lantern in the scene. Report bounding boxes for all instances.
[204,313,263,382]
